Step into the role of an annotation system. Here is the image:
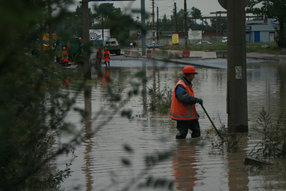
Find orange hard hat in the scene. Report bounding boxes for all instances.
[183,65,197,74]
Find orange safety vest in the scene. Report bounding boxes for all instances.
[169,79,198,120]
[62,50,68,59]
[103,51,110,62]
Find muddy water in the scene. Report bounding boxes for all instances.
[58,59,286,191]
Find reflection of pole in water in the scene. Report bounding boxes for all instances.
[142,62,147,117]
[227,134,248,191]
[153,66,156,95]
[265,80,271,112]
[83,85,93,191]
[157,69,160,92]
[277,64,286,117]
[172,140,197,191]
[83,139,93,191]
[84,85,92,133]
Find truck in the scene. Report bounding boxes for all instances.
[104,38,121,55]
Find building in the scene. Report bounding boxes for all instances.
[245,18,279,43]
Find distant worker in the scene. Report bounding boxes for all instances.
[169,65,203,139]
[94,47,103,78]
[61,46,71,66]
[96,47,103,65]
[103,47,110,67]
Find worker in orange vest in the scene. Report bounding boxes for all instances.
[61,46,71,66]
[169,65,203,139]
[102,47,110,67]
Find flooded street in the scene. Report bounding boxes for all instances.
[58,58,286,191]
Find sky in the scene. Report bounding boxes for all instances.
[74,0,225,19]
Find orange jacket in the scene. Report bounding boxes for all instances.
[62,50,68,59]
[169,79,198,120]
[103,51,110,62]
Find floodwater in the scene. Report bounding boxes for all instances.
[57,57,286,191]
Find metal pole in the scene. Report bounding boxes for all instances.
[227,0,248,132]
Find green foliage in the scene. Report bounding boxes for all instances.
[249,108,286,159]
[148,86,172,114]
[160,42,283,54]
[0,0,80,190]
[246,42,281,53]
[92,3,137,46]
[210,17,227,35]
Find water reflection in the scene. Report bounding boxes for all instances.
[227,134,248,191]
[83,84,93,191]
[172,139,198,191]
[58,59,286,191]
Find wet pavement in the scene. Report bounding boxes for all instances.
[57,56,286,191]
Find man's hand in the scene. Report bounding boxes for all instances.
[196,98,203,105]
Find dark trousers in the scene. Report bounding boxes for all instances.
[176,119,201,139]
[104,61,110,66]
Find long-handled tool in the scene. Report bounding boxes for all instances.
[200,103,224,140]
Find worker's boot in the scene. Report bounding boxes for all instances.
[176,132,187,139]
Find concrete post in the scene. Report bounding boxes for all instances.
[227,0,248,132]
[82,0,91,79]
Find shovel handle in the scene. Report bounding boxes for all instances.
[200,103,224,140]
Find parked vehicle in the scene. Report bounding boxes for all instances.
[104,38,121,55]
[197,40,212,45]
[146,42,161,48]
[221,36,227,43]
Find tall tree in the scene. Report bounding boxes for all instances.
[189,7,202,24]
[210,17,227,35]
[247,0,286,47]
[161,14,172,31]
[92,3,135,45]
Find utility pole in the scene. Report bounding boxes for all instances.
[219,0,249,132]
[184,0,188,50]
[157,6,159,43]
[141,0,146,56]
[174,2,178,33]
[152,0,155,41]
[82,0,91,79]
[101,15,104,46]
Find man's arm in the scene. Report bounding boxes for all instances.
[175,85,202,105]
